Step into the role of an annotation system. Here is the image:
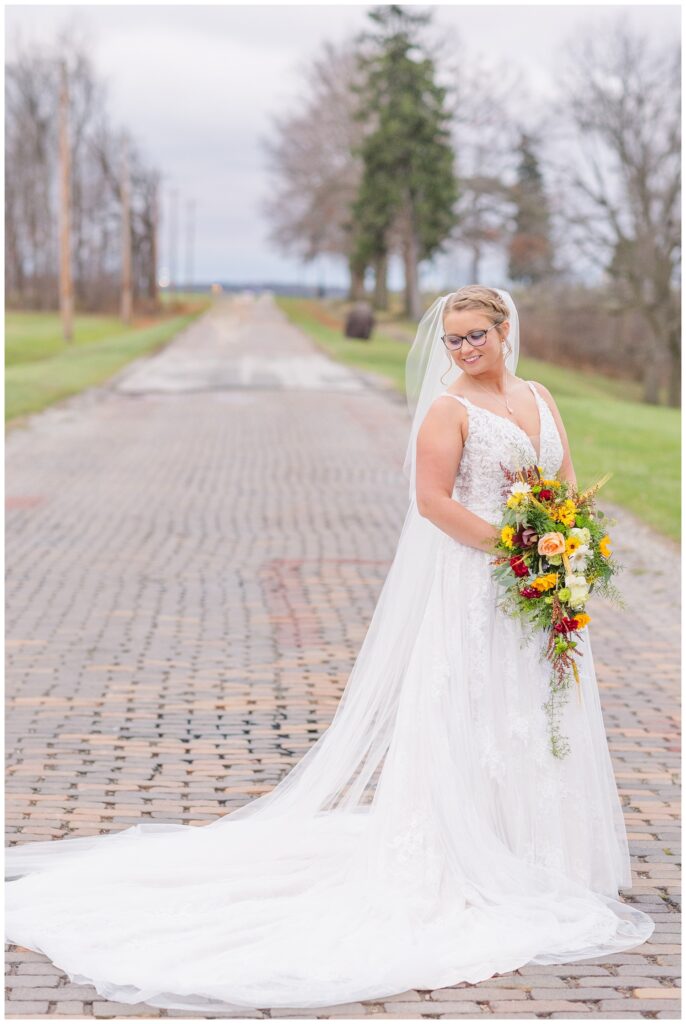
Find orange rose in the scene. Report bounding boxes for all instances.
[537,531,566,557]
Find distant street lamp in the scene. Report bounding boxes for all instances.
[168,187,179,305]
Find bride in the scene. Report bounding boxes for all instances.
[5,285,654,1013]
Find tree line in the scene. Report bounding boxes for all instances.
[5,10,679,403]
[263,5,680,405]
[6,31,161,332]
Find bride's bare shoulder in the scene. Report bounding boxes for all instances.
[427,392,468,417]
[419,393,468,446]
[508,374,539,393]
[516,376,556,411]
[527,378,559,410]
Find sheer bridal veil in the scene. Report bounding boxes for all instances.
[220,288,522,823]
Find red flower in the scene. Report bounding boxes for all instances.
[520,586,543,598]
[538,488,554,501]
[553,617,579,633]
[509,554,530,578]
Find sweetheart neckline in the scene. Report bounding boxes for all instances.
[442,382,544,463]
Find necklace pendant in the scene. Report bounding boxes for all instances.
[506,401,514,413]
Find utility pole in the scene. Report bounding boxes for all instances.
[168,187,179,305]
[58,59,74,341]
[120,134,133,324]
[184,199,195,292]
[149,173,160,309]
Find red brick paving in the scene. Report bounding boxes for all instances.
[5,295,680,1018]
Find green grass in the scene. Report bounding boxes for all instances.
[159,290,209,309]
[277,296,680,542]
[522,360,680,541]
[6,300,210,425]
[6,313,130,366]
[277,296,408,391]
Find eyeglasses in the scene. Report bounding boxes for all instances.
[441,323,501,351]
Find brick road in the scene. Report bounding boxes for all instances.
[5,293,680,1019]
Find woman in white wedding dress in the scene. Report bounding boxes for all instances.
[5,285,654,1013]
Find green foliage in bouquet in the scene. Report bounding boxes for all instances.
[488,463,624,758]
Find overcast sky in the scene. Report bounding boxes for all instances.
[5,3,681,289]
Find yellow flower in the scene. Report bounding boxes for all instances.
[565,535,581,554]
[599,535,612,558]
[506,492,525,509]
[540,478,561,488]
[501,525,515,549]
[553,499,577,527]
[531,572,559,592]
[574,613,591,628]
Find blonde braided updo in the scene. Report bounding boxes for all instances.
[442,285,512,359]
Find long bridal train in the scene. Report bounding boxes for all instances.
[5,290,654,1012]
[4,503,655,1012]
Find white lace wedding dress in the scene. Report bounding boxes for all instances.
[5,381,654,1012]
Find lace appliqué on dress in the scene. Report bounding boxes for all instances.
[386,810,444,897]
[507,712,531,744]
[429,649,451,699]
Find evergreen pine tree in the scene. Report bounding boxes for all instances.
[352,5,458,318]
[508,131,555,285]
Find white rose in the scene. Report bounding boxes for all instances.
[570,526,591,545]
[565,573,590,609]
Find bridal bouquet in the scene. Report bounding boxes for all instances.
[489,464,624,759]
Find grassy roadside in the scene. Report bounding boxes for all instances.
[277,296,408,391]
[6,297,211,426]
[277,296,680,542]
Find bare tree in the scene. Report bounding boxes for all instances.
[58,59,74,339]
[59,33,105,309]
[5,43,58,308]
[6,31,162,317]
[119,134,133,323]
[550,19,680,405]
[445,49,536,284]
[261,39,366,297]
[134,167,161,310]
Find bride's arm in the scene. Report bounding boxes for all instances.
[414,397,499,553]
[531,381,577,488]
